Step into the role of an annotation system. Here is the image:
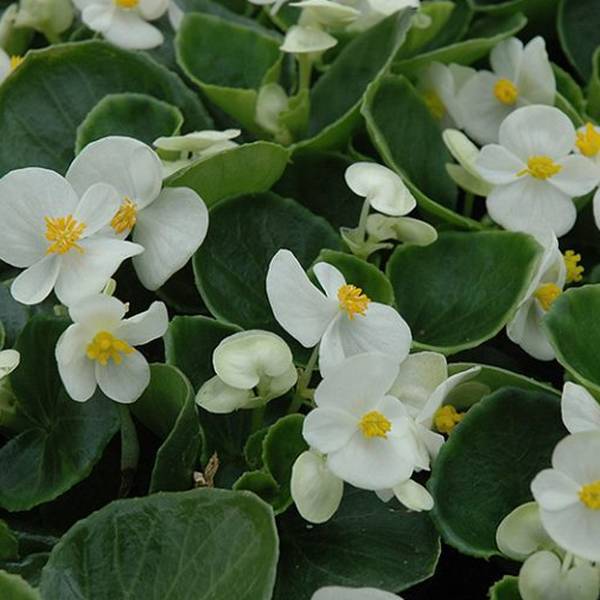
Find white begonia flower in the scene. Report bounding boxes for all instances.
[292,0,360,27]
[345,162,416,217]
[375,477,434,512]
[458,37,556,145]
[531,431,600,562]
[280,24,337,54]
[0,48,24,84]
[196,330,298,414]
[302,353,419,490]
[366,214,437,246]
[506,230,565,361]
[0,168,142,306]
[56,294,168,404]
[475,106,599,237]
[14,0,74,40]
[255,83,290,139]
[312,587,403,600]
[573,122,600,233]
[348,0,418,33]
[561,382,600,434]
[290,449,344,523]
[66,136,209,291]
[73,0,169,50]
[0,349,20,380]
[266,249,412,376]
[418,62,475,129]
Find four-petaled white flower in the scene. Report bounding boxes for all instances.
[66,136,209,291]
[476,105,599,237]
[56,294,168,404]
[458,37,556,145]
[73,0,169,50]
[266,249,412,376]
[0,168,143,306]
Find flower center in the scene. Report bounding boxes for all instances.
[493,79,519,105]
[564,250,584,284]
[576,123,600,158]
[337,284,370,320]
[579,480,600,510]
[434,405,464,434]
[517,156,562,180]
[359,410,391,439]
[424,90,445,121]
[10,55,23,71]
[86,331,133,366]
[114,0,139,7]
[45,214,86,255]
[111,197,137,234]
[534,283,561,311]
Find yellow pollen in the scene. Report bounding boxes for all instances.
[359,410,391,439]
[424,90,446,121]
[434,405,464,434]
[45,214,86,255]
[517,155,562,180]
[114,0,139,7]
[534,283,561,311]
[579,480,600,510]
[10,55,23,71]
[576,123,600,158]
[493,78,519,105]
[564,250,584,284]
[111,197,137,234]
[86,331,133,366]
[338,284,370,320]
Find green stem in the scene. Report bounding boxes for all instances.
[355,197,371,243]
[463,192,474,218]
[297,54,312,94]
[118,404,139,498]
[288,345,319,414]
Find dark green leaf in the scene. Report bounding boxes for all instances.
[489,576,522,600]
[0,521,18,560]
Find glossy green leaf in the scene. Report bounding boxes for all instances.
[75,93,183,153]
[274,488,440,598]
[40,489,279,600]
[0,317,119,511]
[489,576,522,600]
[167,142,290,207]
[0,571,40,600]
[0,41,211,176]
[428,388,566,557]
[553,63,585,114]
[586,49,600,122]
[387,231,541,353]
[193,192,341,333]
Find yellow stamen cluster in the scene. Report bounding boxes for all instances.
[424,90,446,121]
[579,480,600,510]
[10,55,23,71]
[534,283,561,312]
[114,0,139,7]
[45,214,86,255]
[111,197,137,234]
[359,410,392,439]
[518,155,562,180]
[86,331,133,366]
[434,405,464,434]
[564,250,584,284]
[576,123,600,158]
[338,284,370,320]
[493,79,519,105]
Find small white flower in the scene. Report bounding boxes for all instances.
[280,24,338,54]
[0,168,142,306]
[476,105,599,237]
[458,37,556,145]
[196,330,297,413]
[266,249,412,376]
[531,431,600,562]
[56,294,168,404]
[302,353,418,490]
[312,587,403,600]
[0,349,20,380]
[561,382,600,434]
[290,449,344,523]
[66,136,209,291]
[14,0,74,39]
[73,0,169,50]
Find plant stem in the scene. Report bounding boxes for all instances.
[118,404,139,498]
[297,54,312,94]
[288,345,319,414]
[355,197,371,242]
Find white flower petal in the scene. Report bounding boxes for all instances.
[531,469,580,511]
[313,262,346,299]
[115,301,168,346]
[518,551,563,600]
[132,187,209,290]
[138,0,169,19]
[280,25,337,54]
[366,215,438,246]
[0,349,20,379]
[303,407,358,454]
[104,10,164,49]
[507,300,555,361]
[392,479,434,511]
[10,254,60,305]
[95,348,150,403]
[56,325,97,402]
[81,4,114,32]
[551,431,600,485]
[75,182,121,237]
[516,37,556,105]
[489,37,522,80]
[550,155,600,197]
[561,382,600,434]
[593,188,600,231]
[312,586,402,600]
[195,375,256,413]
[68,293,127,330]
[475,144,524,185]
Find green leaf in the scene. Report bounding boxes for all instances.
[193,192,341,333]
[428,388,566,558]
[130,364,202,493]
[558,0,600,80]
[0,317,119,511]
[0,521,18,561]
[0,571,40,600]
[166,142,290,208]
[177,13,282,132]
[544,284,600,394]
[489,576,522,600]
[40,488,279,600]
[387,231,541,353]
[313,249,395,305]
[553,63,585,114]
[0,41,212,176]
[296,9,414,151]
[75,93,183,154]
[275,488,440,598]
[585,49,600,122]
